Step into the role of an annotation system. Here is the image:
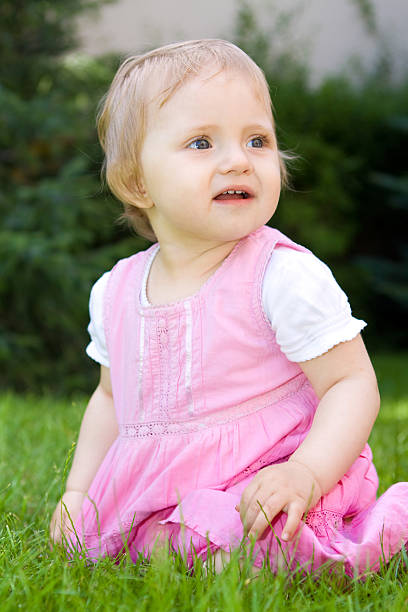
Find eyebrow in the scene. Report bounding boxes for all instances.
[183,123,275,135]
[182,124,217,134]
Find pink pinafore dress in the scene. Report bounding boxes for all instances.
[74,226,408,574]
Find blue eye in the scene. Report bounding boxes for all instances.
[248,137,265,148]
[188,138,211,150]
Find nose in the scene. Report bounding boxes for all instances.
[217,144,253,175]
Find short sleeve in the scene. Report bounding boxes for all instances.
[262,247,366,362]
[85,271,111,367]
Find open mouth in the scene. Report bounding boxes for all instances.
[214,189,253,201]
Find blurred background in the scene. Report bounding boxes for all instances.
[1,0,407,395]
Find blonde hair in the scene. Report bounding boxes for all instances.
[97,39,288,241]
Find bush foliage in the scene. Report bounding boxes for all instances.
[1,0,407,393]
[0,0,149,393]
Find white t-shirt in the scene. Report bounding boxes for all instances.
[86,246,366,367]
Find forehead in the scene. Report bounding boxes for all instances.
[145,67,273,129]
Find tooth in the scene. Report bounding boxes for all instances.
[227,190,235,194]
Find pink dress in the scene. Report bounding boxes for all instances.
[74,226,408,575]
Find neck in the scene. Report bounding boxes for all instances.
[158,239,239,279]
[147,238,240,305]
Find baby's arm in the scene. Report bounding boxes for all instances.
[239,334,380,541]
[50,365,118,544]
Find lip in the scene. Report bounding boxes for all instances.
[213,184,255,203]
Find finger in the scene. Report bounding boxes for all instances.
[240,483,263,531]
[239,477,261,516]
[241,486,270,535]
[49,523,61,548]
[281,501,305,541]
[247,493,287,539]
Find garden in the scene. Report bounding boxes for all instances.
[1,0,408,609]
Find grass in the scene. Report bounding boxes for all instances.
[1,352,408,610]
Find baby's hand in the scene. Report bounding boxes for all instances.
[237,460,322,541]
[49,490,85,547]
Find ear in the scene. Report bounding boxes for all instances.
[128,195,154,210]
[126,177,154,209]
[137,190,154,210]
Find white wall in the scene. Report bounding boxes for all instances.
[77,0,408,83]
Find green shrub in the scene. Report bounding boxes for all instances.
[1,0,407,393]
[0,0,150,393]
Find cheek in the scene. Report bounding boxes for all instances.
[264,159,281,188]
[142,162,175,201]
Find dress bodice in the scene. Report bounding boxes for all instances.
[103,226,311,428]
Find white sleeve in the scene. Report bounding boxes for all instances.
[85,271,111,367]
[262,247,366,362]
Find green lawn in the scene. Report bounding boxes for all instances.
[1,353,408,611]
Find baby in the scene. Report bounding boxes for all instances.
[50,39,408,575]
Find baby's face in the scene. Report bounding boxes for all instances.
[138,68,281,247]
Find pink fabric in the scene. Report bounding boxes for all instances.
[72,226,408,575]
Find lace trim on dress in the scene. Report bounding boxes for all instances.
[226,453,291,488]
[304,510,343,537]
[119,373,310,438]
